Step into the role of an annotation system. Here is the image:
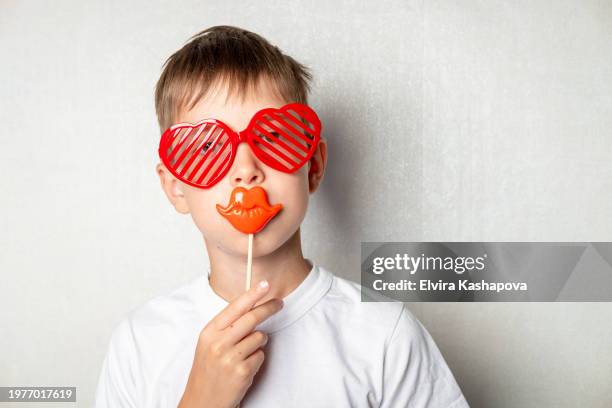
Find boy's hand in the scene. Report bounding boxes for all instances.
[178,280,282,408]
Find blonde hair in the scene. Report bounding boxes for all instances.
[154,25,312,131]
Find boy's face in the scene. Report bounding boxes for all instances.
[156,77,327,257]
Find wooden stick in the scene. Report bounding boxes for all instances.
[246,233,253,291]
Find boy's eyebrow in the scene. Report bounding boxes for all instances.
[258,118,286,133]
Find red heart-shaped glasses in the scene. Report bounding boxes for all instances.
[158,103,322,189]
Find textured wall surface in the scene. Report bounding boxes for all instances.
[1,1,611,407]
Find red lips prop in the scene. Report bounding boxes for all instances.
[216,186,283,234]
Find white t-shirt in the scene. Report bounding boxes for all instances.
[94,260,469,407]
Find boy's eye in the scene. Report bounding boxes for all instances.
[263,132,280,143]
[199,141,216,154]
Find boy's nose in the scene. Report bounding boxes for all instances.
[230,143,265,186]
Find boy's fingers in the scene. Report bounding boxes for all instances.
[243,348,266,375]
[224,298,283,345]
[209,280,270,330]
[231,330,268,361]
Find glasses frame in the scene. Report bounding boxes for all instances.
[158,102,322,189]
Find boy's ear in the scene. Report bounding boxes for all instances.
[156,162,190,214]
[308,137,327,193]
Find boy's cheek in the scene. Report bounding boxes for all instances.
[181,184,225,212]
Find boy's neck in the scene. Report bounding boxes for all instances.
[205,228,312,305]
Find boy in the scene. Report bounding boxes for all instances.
[94,25,469,407]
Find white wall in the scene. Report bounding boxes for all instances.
[1,1,611,407]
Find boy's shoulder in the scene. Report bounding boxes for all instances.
[130,275,203,324]
[318,265,417,338]
[108,275,205,349]
[96,276,206,401]
[322,267,468,407]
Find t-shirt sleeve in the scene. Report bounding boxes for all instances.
[380,304,470,408]
[94,316,143,408]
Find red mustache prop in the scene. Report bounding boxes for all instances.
[216,186,283,234]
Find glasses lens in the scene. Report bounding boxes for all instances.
[250,106,319,172]
[162,122,234,187]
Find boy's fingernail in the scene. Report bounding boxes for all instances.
[258,279,269,290]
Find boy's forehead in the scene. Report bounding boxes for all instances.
[177,77,288,130]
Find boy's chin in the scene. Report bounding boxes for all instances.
[219,225,294,258]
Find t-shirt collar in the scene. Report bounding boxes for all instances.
[200,258,332,333]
